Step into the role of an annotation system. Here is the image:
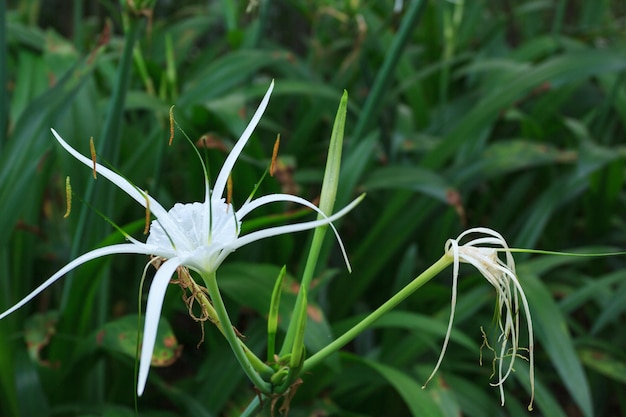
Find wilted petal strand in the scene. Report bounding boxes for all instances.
[429,228,534,409]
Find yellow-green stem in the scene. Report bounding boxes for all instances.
[303,254,452,371]
[240,254,453,416]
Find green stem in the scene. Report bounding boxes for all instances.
[202,272,273,393]
[0,0,7,150]
[189,277,272,377]
[303,254,452,371]
[240,254,453,416]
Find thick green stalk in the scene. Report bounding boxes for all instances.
[202,272,272,393]
[303,254,451,371]
[279,92,348,356]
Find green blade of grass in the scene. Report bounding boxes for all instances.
[519,265,593,417]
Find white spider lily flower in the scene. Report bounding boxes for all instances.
[0,81,363,397]
[424,227,534,410]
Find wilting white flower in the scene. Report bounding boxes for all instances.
[0,81,362,396]
[424,227,534,410]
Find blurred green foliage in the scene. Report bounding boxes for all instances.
[1,0,626,416]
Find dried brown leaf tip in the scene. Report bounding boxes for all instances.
[90,137,97,179]
[270,134,280,177]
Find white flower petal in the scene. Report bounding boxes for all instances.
[51,129,168,218]
[223,194,364,271]
[137,257,182,396]
[212,81,274,200]
[236,193,323,219]
[0,243,155,320]
[423,238,460,388]
[51,129,190,248]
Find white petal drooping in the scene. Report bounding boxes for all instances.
[423,227,534,410]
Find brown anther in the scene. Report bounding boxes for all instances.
[227,175,233,208]
[270,134,280,177]
[63,176,72,218]
[143,191,151,234]
[169,106,175,146]
[89,137,97,179]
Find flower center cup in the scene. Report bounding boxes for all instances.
[146,198,240,274]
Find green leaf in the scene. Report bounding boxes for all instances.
[362,165,452,203]
[346,355,447,417]
[519,265,593,417]
[95,315,180,367]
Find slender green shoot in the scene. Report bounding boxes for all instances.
[267,266,286,362]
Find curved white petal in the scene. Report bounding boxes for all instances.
[51,129,190,247]
[237,193,325,219]
[212,81,274,199]
[220,194,364,271]
[423,238,460,387]
[238,193,358,270]
[0,243,155,320]
[51,129,169,218]
[137,257,182,396]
